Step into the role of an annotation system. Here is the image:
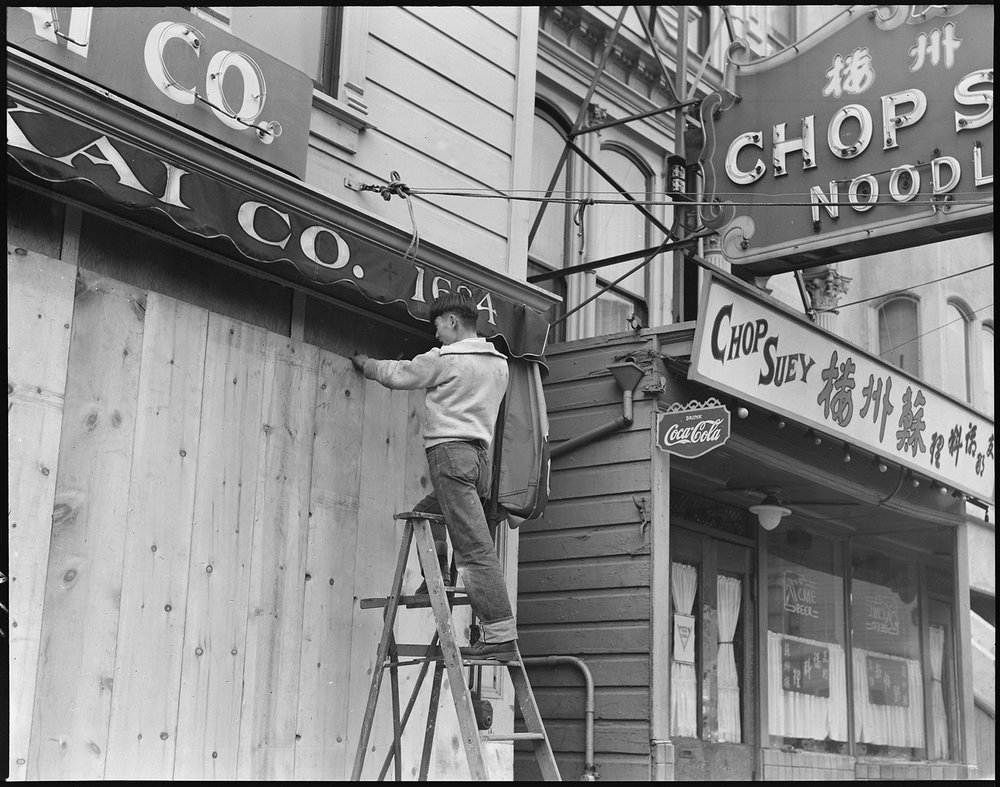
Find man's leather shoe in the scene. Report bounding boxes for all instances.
[460,640,516,662]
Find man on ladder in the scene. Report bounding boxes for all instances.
[351,292,518,660]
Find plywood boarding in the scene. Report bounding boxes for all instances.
[237,336,319,780]
[27,271,146,781]
[103,293,210,780]
[7,248,76,781]
[15,265,469,780]
[173,315,269,780]
[292,352,367,780]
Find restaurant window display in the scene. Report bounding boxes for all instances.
[849,544,925,757]
[766,528,849,752]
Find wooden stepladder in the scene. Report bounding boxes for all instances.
[350,512,560,781]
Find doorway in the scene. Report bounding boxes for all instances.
[670,525,756,780]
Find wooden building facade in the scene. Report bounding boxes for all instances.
[516,275,990,781]
[7,6,555,781]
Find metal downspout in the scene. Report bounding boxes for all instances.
[549,361,645,460]
[522,655,598,780]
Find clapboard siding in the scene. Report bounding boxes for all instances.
[7,248,76,781]
[518,333,654,781]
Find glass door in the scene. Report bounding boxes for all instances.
[670,526,756,780]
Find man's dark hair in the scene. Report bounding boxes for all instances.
[430,293,479,327]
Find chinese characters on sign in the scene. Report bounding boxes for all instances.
[866,655,910,707]
[697,5,993,272]
[782,638,831,698]
[690,276,995,505]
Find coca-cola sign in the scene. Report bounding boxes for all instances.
[656,399,731,458]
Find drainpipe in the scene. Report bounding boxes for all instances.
[522,655,598,780]
[549,361,645,459]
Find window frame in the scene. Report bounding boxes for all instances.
[943,298,973,403]
[874,294,921,377]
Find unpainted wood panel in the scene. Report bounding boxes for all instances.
[27,270,145,781]
[519,622,651,656]
[519,524,648,562]
[408,5,520,67]
[237,336,320,781]
[365,50,514,154]
[345,383,411,779]
[172,315,269,780]
[518,587,650,625]
[292,351,367,780]
[7,248,76,781]
[104,293,210,780]
[368,7,517,107]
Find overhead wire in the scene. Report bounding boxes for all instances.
[816,263,995,312]
[884,302,994,355]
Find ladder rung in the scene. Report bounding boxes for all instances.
[359,591,470,609]
[480,732,545,741]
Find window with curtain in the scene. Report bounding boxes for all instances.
[983,324,995,416]
[671,561,699,738]
[717,573,743,743]
[927,597,958,761]
[766,528,849,752]
[877,297,920,376]
[590,146,650,334]
[849,544,925,757]
[942,301,971,402]
[228,6,342,93]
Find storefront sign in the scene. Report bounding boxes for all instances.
[864,594,900,636]
[6,7,312,178]
[673,613,696,664]
[656,399,731,457]
[690,275,995,504]
[866,654,910,707]
[784,571,821,620]
[781,638,831,697]
[6,97,550,358]
[697,5,993,273]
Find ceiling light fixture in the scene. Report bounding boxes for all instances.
[749,489,791,531]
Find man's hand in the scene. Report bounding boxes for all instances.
[350,353,370,373]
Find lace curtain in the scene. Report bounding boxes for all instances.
[767,631,849,741]
[929,625,949,758]
[851,648,925,748]
[671,562,698,737]
[717,575,742,742]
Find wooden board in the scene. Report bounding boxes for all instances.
[27,271,146,780]
[518,523,649,562]
[237,335,319,780]
[7,247,76,781]
[103,294,209,780]
[293,351,367,779]
[173,315,269,780]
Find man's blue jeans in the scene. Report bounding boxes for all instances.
[413,441,517,644]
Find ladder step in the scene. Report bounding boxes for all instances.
[391,644,523,666]
[360,591,470,610]
[480,732,545,741]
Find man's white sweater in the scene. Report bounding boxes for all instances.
[362,337,509,449]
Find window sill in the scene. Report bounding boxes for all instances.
[310,89,375,155]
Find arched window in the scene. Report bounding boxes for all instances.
[942,301,971,402]
[590,145,651,335]
[877,297,919,376]
[982,323,994,416]
[528,110,572,270]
